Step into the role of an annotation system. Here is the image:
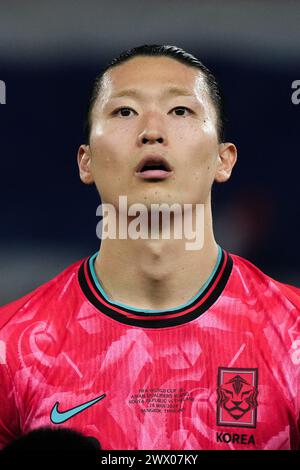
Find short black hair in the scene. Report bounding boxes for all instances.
[84,44,226,144]
[1,426,101,451]
[0,427,101,465]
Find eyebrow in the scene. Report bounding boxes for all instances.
[110,86,195,100]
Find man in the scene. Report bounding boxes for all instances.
[0,44,299,450]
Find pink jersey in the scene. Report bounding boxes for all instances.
[0,246,299,450]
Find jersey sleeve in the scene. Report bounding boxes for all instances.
[0,260,83,449]
[0,347,21,449]
[279,281,300,437]
[271,279,300,442]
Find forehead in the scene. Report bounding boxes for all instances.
[100,56,209,103]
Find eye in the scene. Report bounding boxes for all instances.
[170,106,193,116]
[112,107,136,117]
[111,106,193,118]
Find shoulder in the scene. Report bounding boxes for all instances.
[0,257,86,331]
[229,251,300,309]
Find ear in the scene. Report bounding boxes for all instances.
[77,145,94,185]
[214,142,238,183]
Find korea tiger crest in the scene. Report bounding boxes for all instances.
[217,367,258,428]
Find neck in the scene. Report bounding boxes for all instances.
[94,200,219,310]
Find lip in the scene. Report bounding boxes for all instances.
[135,169,173,180]
[135,154,173,180]
[135,153,173,173]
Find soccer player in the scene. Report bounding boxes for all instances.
[0,44,299,451]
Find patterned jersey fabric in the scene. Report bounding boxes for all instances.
[0,246,299,450]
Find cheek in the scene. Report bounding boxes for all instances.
[174,117,217,151]
[90,134,124,174]
[180,127,218,174]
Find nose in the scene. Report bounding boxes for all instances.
[138,128,164,145]
[140,134,164,144]
[137,113,166,146]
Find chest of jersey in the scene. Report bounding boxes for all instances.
[17,315,297,450]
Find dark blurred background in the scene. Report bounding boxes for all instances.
[0,0,299,304]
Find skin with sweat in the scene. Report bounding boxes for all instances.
[77,56,237,310]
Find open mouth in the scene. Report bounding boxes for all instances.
[141,163,168,171]
[135,157,173,180]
